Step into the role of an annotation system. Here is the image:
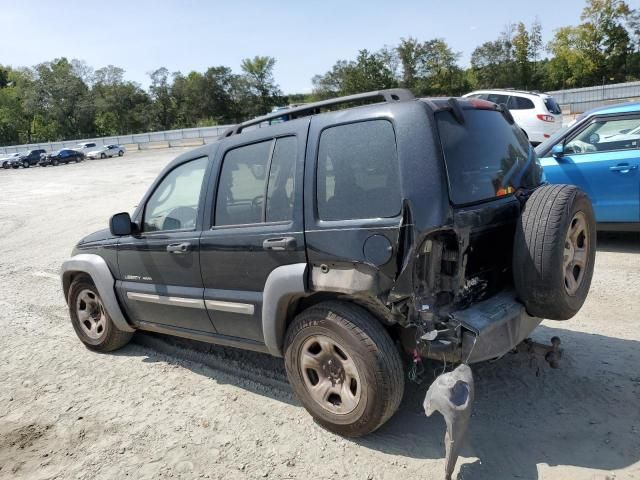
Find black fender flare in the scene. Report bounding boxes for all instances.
[262,263,308,356]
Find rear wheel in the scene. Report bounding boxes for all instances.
[68,276,133,352]
[284,301,404,437]
[118,150,124,157]
[513,184,596,320]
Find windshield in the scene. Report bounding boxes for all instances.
[436,109,543,205]
[544,97,562,115]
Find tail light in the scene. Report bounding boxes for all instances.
[537,114,555,122]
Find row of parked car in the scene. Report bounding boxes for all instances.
[0,142,126,169]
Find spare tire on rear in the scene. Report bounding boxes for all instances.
[513,184,596,320]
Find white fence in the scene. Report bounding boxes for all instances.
[0,125,234,155]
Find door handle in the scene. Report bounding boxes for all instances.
[262,236,296,251]
[609,164,638,173]
[166,242,191,254]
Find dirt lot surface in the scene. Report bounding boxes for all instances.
[1,149,639,480]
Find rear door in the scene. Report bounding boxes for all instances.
[540,113,640,223]
[116,155,215,332]
[199,119,308,343]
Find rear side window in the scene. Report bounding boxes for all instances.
[266,137,296,222]
[216,141,272,226]
[316,120,401,221]
[544,97,562,115]
[436,109,542,205]
[508,96,535,110]
[485,93,509,106]
[216,136,297,226]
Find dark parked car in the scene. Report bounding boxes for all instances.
[39,149,84,166]
[61,90,596,439]
[14,149,46,168]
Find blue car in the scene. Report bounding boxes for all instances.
[536,102,640,231]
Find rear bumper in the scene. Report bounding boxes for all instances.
[453,290,541,363]
[417,290,542,364]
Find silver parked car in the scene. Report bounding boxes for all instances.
[86,144,126,159]
[1,152,21,169]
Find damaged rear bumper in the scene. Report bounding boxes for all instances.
[419,290,542,364]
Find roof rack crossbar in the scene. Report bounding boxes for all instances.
[223,88,414,137]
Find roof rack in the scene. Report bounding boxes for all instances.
[222,88,414,137]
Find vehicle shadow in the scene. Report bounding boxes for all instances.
[121,324,640,479]
[597,230,640,253]
[361,324,640,479]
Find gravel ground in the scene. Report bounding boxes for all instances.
[0,149,639,480]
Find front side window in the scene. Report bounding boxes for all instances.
[564,116,640,154]
[143,157,208,232]
[317,120,401,221]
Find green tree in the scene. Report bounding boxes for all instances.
[149,67,176,130]
[312,49,398,98]
[240,56,283,117]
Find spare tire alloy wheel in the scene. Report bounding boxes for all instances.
[563,211,588,295]
[513,184,596,320]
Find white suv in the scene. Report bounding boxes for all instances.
[463,89,563,144]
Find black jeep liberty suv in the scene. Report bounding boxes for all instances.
[62,90,596,437]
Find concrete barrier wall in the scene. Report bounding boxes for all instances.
[0,125,233,155]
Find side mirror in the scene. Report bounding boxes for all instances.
[551,144,564,158]
[110,212,133,236]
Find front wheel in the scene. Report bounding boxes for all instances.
[68,276,133,352]
[100,153,106,159]
[22,161,30,168]
[284,301,404,437]
[52,159,59,166]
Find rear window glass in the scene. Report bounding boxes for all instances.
[544,97,562,115]
[436,109,542,205]
[317,120,401,220]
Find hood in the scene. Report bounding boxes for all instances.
[79,228,115,245]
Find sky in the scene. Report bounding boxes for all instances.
[2,0,638,93]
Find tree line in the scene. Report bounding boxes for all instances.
[1,0,639,146]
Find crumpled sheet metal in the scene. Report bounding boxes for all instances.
[424,364,475,480]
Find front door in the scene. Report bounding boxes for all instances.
[199,119,309,343]
[116,155,216,332]
[540,113,640,223]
